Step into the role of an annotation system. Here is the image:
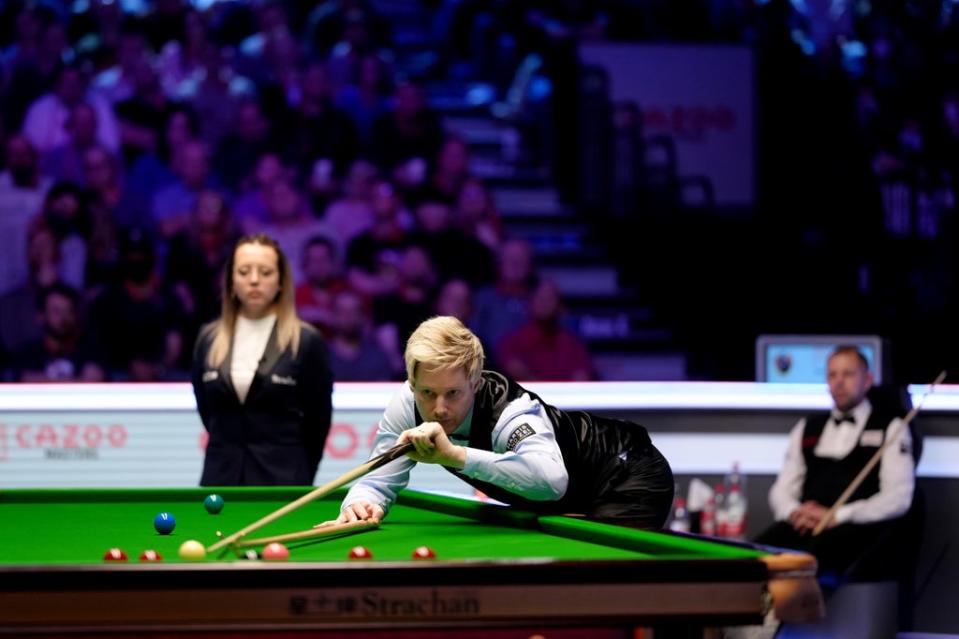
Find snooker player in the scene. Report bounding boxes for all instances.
[756,346,916,575]
[336,316,674,528]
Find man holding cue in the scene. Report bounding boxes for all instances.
[336,316,674,528]
[756,346,917,575]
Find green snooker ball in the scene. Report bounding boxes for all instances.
[203,494,224,514]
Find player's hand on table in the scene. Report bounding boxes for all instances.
[397,422,466,469]
[333,500,385,524]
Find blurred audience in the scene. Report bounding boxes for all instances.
[10,283,104,382]
[0,135,50,296]
[22,65,120,154]
[327,290,393,381]
[88,229,184,380]
[497,279,594,382]
[295,235,350,336]
[472,237,536,355]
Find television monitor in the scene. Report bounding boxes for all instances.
[756,335,887,384]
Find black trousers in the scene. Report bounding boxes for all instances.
[588,442,675,529]
[755,519,895,576]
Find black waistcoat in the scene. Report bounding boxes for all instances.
[414,371,652,513]
[800,410,890,506]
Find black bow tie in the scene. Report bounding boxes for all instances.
[833,414,856,424]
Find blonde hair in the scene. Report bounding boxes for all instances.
[204,234,302,367]
[405,316,485,385]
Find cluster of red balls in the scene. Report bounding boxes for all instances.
[348,545,436,560]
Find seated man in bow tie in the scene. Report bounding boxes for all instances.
[755,346,916,575]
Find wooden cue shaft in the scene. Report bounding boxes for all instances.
[234,519,379,549]
[207,441,413,552]
[812,371,945,536]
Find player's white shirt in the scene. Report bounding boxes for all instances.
[342,382,569,515]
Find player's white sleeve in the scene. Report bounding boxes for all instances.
[459,395,568,501]
[769,419,806,521]
[835,418,915,524]
[341,383,417,516]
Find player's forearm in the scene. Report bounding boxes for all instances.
[461,448,568,501]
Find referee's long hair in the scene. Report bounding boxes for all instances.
[203,233,301,368]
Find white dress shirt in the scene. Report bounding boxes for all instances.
[342,382,569,516]
[230,314,276,404]
[768,398,915,525]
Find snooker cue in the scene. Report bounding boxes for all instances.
[812,370,945,536]
[233,519,379,549]
[207,441,414,552]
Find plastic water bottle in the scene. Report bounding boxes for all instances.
[713,483,728,537]
[669,497,691,533]
[724,462,747,539]
[700,494,716,536]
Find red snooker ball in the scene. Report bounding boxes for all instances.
[262,542,290,561]
[138,549,163,562]
[347,545,372,560]
[411,546,436,560]
[103,548,128,561]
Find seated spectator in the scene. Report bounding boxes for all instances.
[322,159,379,245]
[254,179,337,285]
[0,134,50,296]
[35,181,91,290]
[91,30,149,105]
[413,135,472,204]
[305,0,391,59]
[295,236,351,336]
[165,190,239,354]
[125,105,198,208]
[372,245,437,369]
[335,53,393,149]
[155,9,207,98]
[434,278,474,326]
[40,102,103,185]
[213,99,276,191]
[345,179,410,296]
[113,58,179,165]
[370,80,444,186]
[756,346,916,576]
[288,62,358,178]
[496,279,594,381]
[10,283,104,382]
[88,229,185,380]
[454,176,503,249]
[174,42,255,149]
[472,237,537,354]
[408,199,495,287]
[151,139,221,240]
[22,64,120,155]
[0,7,59,129]
[234,152,290,229]
[0,226,62,360]
[324,10,391,93]
[327,290,394,381]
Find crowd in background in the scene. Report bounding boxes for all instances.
[0,0,597,383]
[2,0,959,383]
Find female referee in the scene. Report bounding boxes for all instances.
[192,234,333,486]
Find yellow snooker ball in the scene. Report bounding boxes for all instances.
[178,540,207,561]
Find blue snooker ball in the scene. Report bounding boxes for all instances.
[154,512,176,535]
[203,494,224,514]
